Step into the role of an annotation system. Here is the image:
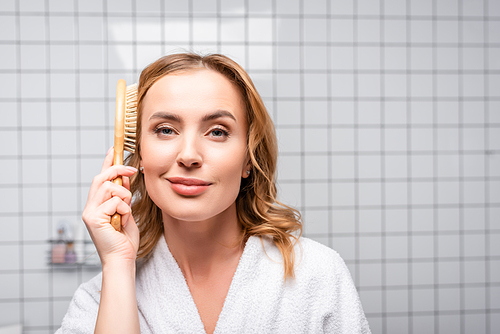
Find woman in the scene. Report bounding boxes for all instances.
[57,53,370,334]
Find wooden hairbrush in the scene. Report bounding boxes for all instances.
[111,79,138,231]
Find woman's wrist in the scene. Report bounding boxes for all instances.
[101,258,137,276]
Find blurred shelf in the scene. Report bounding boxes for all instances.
[47,239,101,269]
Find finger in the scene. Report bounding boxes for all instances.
[121,177,132,206]
[121,213,140,251]
[87,165,137,201]
[122,177,133,206]
[87,180,132,213]
[114,197,132,217]
[87,148,119,201]
[85,180,131,215]
[123,175,131,192]
[120,208,135,229]
[83,196,130,231]
[100,146,115,174]
[96,165,138,185]
[96,197,132,225]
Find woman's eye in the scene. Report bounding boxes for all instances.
[210,128,229,138]
[155,127,174,136]
[211,129,225,137]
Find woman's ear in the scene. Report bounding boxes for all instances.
[241,162,252,178]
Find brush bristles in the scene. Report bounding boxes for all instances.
[124,83,138,153]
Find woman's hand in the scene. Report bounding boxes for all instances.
[82,147,140,267]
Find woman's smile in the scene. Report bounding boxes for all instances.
[167,177,212,196]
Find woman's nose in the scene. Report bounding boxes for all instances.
[176,136,202,168]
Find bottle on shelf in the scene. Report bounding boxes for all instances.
[51,226,66,264]
[65,241,77,264]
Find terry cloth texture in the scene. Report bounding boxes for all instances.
[56,235,371,333]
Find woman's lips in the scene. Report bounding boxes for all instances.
[167,177,211,196]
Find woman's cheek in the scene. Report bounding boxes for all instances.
[143,141,175,168]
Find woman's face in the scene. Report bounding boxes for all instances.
[139,69,250,223]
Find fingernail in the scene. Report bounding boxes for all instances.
[107,146,114,154]
[125,166,138,173]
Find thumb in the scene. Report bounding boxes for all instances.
[121,212,140,251]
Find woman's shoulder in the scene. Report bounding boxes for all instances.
[253,235,350,280]
[294,237,350,279]
[298,236,340,258]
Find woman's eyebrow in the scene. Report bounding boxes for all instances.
[148,110,237,123]
[148,111,181,122]
[202,110,237,122]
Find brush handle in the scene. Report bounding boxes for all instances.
[111,79,127,231]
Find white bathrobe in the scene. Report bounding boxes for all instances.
[56,235,371,333]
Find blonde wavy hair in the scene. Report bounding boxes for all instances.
[126,53,302,279]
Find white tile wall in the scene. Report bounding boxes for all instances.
[0,0,499,333]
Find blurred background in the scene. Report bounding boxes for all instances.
[0,0,499,333]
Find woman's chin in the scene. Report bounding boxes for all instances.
[161,201,237,226]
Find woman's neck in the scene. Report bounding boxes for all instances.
[162,203,244,282]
